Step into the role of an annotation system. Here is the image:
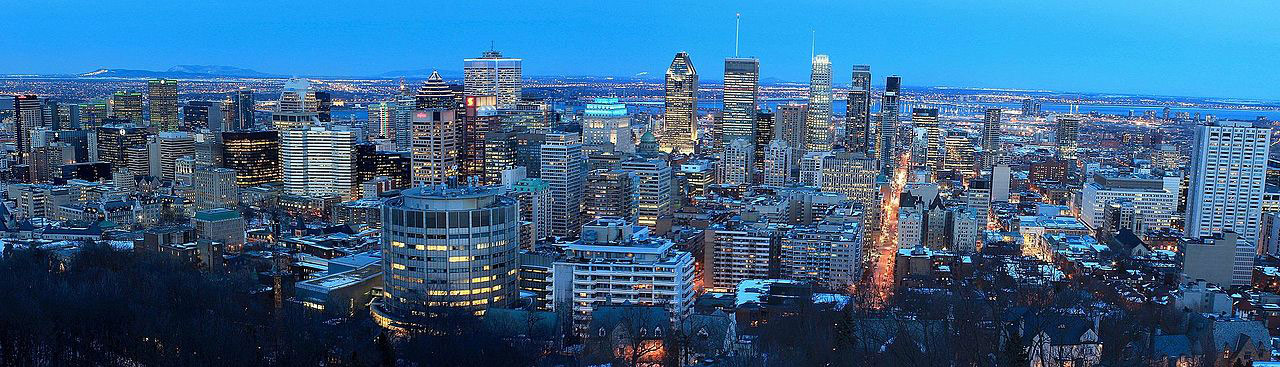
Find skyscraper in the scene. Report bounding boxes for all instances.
[805,55,833,152]
[720,138,753,186]
[1056,114,1082,161]
[722,57,759,149]
[912,108,943,172]
[541,132,587,238]
[585,169,637,222]
[621,158,674,233]
[374,186,520,327]
[220,130,282,186]
[156,131,194,181]
[14,95,43,161]
[410,109,460,187]
[754,107,775,177]
[226,88,255,131]
[460,95,499,182]
[463,50,522,108]
[1185,121,1270,244]
[110,91,144,124]
[581,98,632,150]
[847,65,873,153]
[271,78,321,131]
[662,52,698,154]
[982,108,1002,169]
[878,75,902,175]
[147,79,179,131]
[281,126,358,199]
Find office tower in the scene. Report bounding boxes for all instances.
[156,131,195,181]
[805,55,833,152]
[1056,114,1082,161]
[677,160,715,198]
[846,65,873,153]
[982,108,1002,168]
[460,95,499,181]
[226,88,255,131]
[820,151,879,210]
[366,101,395,139]
[183,101,223,131]
[967,178,992,232]
[1181,232,1253,287]
[776,103,808,168]
[411,109,460,187]
[781,217,863,290]
[14,95,43,160]
[911,108,942,172]
[510,178,553,242]
[281,126,358,199]
[220,130,282,186]
[271,78,321,131]
[110,91,144,124]
[661,52,698,154]
[762,140,793,186]
[147,79,179,131]
[1081,174,1179,234]
[463,50,522,108]
[79,101,109,128]
[879,76,902,175]
[482,130,520,186]
[1021,98,1042,117]
[722,57,759,149]
[799,151,831,187]
[125,141,155,177]
[754,107,775,178]
[944,131,977,177]
[193,208,246,252]
[415,71,456,109]
[720,137,754,186]
[193,131,224,167]
[585,169,636,222]
[992,164,1012,202]
[582,98,632,152]
[1185,121,1270,244]
[192,166,240,211]
[355,143,412,190]
[313,91,332,122]
[29,143,73,183]
[95,124,149,170]
[703,219,780,290]
[374,186,520,326]
[622,158,673,233]
[552,218,696,334]
[393,95,417,151]
[542,132,587,238]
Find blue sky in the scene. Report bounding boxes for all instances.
[4,1,1279,100]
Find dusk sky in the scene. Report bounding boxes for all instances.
[5,1,1279,100]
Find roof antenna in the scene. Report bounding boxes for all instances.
[734,13,741,57]
[490,40,495,51]
[810,30,816,59]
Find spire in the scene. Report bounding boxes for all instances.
[734,13,741,57]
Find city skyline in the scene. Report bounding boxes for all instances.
[4,1,1280,100]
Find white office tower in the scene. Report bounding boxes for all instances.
[156,131,194,181]
[662,52,698,154]
[1055,114,1082,160]
[805,55,833,151]
[1185,121,1270,244]
[582,98,633,153]
[992,164,1012,202]
[510,178,552,243]
[719,138,754,186]
[820,151,879,209]
[799,151,832,187]
[281,126,358,199]
[411,109,459,187]
[621,158,673,233]
[1081,174,1179,234]
[271,78,321,131]
[463,50,522,108]
[552,218,696,335]
[762,139,793,186]
[967,178,992,231]
[542,132,587,238]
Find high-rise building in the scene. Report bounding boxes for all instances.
[982,108,1002,169]
[1185,121,1270,244]
[14,95,43,161]
[661,52,698,154]
[720,137,754,186]
[820,151,879,211]
[192,166,239,211]
[411,109,460,187]
[79,101,109,129]
[463,50,522,108]
[373,186,520,328]
[220,130,282,186]
[879,75,902,175]
[271,78,321,131]
[781,215,863,290]
[805,55,833,152]
[542,132,587,238]
[704,219,780,290]
[156,131,195,181]
[776,103,808,169]
[754,107,775,178]
[582,98,632,152]
[847,65,873,153]
[183,101,223,131]
[762,139,793,186]
[1056,114,1082,161]
[366,101,395,139]
[313,91,332,123]
[622,158,673,233]
[944,131,977,177]
[460,95,499,181]
[110,91,144,124]
[147,79,179,131]
[722,57,759,150]
[194,208,247,252]
[510,178,552,242]
[281,126,358,199]
[585,169,636,222]
[912,108,943,172]
[96,124,150,171]
[1181,232,1253,287]
[226,88,255,131]
[355,143,412,190]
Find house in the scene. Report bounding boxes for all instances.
[1006,311,1102,367]
[584,305,672,366]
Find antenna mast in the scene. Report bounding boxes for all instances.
[810,30,816,59]
[735,13,741,57]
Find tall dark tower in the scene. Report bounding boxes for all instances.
[846,65,872,153]
[879,75,902,175]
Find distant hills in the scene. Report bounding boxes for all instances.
[77,65,282,79]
